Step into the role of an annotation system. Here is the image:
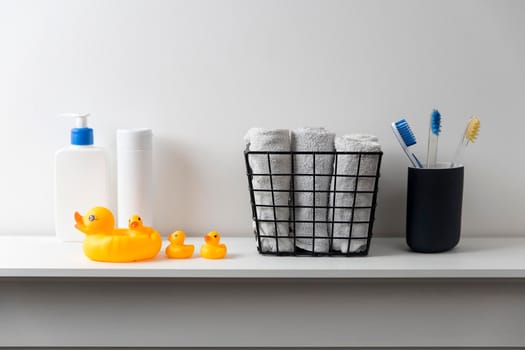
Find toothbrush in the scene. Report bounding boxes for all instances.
[391,119,423,168]
[426,109,442,168]
[451,116,480,167]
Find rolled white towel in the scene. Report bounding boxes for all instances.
[245,128,294,253]
[345,134,379,143]
[291,127,335,253]
[328,134,381,253]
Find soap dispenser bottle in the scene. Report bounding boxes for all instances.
[55,113,110,242]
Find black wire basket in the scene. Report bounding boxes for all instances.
[244,150,383,256]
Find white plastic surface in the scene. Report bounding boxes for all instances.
[54,146,110,241]
[116,129,153,227]
[2,236,525,278]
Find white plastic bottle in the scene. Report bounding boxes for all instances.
[116,129,153,228]
[55,113,110,242]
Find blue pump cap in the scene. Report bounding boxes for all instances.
[71,127,94,145]
[61,113,94,146]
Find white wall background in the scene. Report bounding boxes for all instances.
[1,0,524,237]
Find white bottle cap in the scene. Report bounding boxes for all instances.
[117,129,153,151]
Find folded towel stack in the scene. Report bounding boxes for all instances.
[245,128,294,253]
[245,128,381,256]
[328,134,381,253]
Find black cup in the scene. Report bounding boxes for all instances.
[406,164,464,253]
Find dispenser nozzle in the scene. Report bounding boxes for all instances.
[60,113,91,128]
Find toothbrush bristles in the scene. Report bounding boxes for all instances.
[431,109,441,135]
[395,119,417,146]
[465,116,480,142]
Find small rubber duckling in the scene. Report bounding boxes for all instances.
[128,214,157,237]
[200,231,227,259]
[165,230,195,259]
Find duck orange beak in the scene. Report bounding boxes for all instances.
[204,235,211,243]
[74,212,88,234]
[130,221,139,229]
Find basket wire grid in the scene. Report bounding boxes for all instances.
[244,150,383,256]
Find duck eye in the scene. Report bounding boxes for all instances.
[138,217,142,221]
[214,235,217,238]
[88,215,95,222]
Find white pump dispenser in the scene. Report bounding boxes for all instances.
[54,113,110,242]
[62,113,89,127]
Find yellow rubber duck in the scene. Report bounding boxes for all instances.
[74,207,162,263]
[128,214,158,237]
[165,230,195,259]
[200,231,227,259]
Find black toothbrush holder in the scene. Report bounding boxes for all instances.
[406,164,464,253]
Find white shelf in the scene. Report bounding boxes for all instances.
[1,235,525,278]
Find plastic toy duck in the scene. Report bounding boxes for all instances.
[128,214,158,238]
[74,206,162,263]
[165,230,195,259]
[200,231,227,259]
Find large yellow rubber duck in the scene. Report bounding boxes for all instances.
[165,230,195,259]
[74,207,162,263]
[200,231,227,259]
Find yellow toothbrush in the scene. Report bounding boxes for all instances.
[451,116,480,167]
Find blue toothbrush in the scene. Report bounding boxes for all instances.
[391,119,423,168]
[426,109,442,168]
